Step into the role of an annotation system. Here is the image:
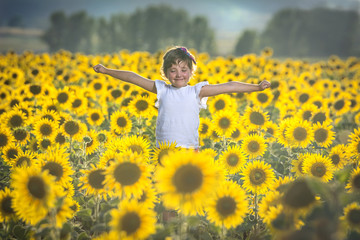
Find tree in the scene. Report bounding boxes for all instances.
[234,29,257,56]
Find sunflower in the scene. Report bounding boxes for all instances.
[285,119,314,148]
[155,150,224,216]
[345,167,360,193]
[264,120,278,143]
[328,144,347,170]
[229,123,244,142]
[240,133,267,159]
[340,202,360,233]
[218,145,246,175]
[258,190,282,221]
[10,149,37,168]
[11,166,60,225]
[128,95,155,119]
[84,129,100,155]
[212,109,238,138]
[37,138,52,151]
[36,145,74,186]
[120,135,151,160]
[110,110,132,135]
[54,86,74,109]
[0,126,15,150]
[302,153,335,182]
[11,127,29,146]
[79,165,112,200]
[69,89,89,116]
[54,196,76,228]
[199,117,213,139]
[87,108,105,127]
[312,122,335,148]
[0,187,16,222]
[208,94,236,115]
[104,151,151,199]
[205,180,248,229]
[4,108,27,129]
[33,118,58,140]
[271,176,295,192]
[240,160,275,194]
[2,143,21,165]
[250,90,274,108]
[347,136,360,161]
[54,131,67,146]
[296,103,318,121]
[291,153,310,178]
[34,108,61,124]
[62,119,87,141]
[136,185,159,209]
[330,92,351,117]
[109,200,156,240]
[311,108,331,125]
[151,141,179,166]
[242,106,269,131]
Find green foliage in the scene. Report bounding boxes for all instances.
[234,29,258,56]
[42,4,216,55]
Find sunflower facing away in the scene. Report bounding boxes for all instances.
[109,200,157,240]
[218,145,247,175]
[240,160,275,195]
[155,149,224,216]
[205,180,248,229]
[11,166,61,225]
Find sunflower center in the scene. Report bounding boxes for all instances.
[7,148,18,160]
[40,124,52,136]
[348,209,360,225]
[138,191,147,202]
[88,169,105,189]
[42,162,64,181]
[231,129,240,138]
[302,111,312,121]
[310,162,326,178]
[30,85,41,95]
[157,149,169,165]
[314,128,328,143]
[64,121,80,136]
[312,113,326,124]
[298,160,304,174]
[57,92,69,103]
[27,176,46,199]
[0,133,9,147]
[250,112,265,126]
[226,154,239,166]
[352,175,360,190]
[16,156,31,167]
[72,99,82,108]
[55,133,66,145]
[114,162,141,186]
[257,93,268,103]
[10,115,23,128]
[1,196,15,214]
[111,89,122,99]
[40,139,51,150]
[299,93,309,103]
[293,127,307,141]
[334,100,345,110]
[214,100,225,111]
[135,100,148,111]
[216,196,236,217]
[249,169,266,186]
[117,117,127,127]
[200,124,209,134]
[129,144,143,154]
[271,213,290,230]
[173,164,203,194]
[331,154,340,165]
[42,114,55,121]
[283,180,315,208]
[219,117,230,129]
[121,212,141,235]
[91,113,100,121]
[94,83,102,90]
[248,141,260,153]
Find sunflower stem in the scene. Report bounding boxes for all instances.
[220,223,227,240]
[254,193,258,232]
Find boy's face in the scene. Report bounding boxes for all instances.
[166,61,192,88]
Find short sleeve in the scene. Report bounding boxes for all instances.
[195,81,209,109]
[154,80,166,108]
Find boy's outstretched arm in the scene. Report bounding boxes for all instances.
[199,80,271,99]
[93,64,156,93]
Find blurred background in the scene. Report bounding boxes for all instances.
[0,0,360,57]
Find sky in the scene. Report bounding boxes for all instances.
[1,0,359,54]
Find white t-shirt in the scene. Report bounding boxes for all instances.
[155,80,209,148]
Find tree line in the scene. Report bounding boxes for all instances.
[42,5,216,55]
[42,5,360,57]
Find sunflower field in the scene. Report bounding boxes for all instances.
[0,48,360,240]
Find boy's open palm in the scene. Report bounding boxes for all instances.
[93,64,106,73]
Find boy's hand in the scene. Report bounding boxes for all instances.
[93,64,106,73]
[259,80,271,90]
